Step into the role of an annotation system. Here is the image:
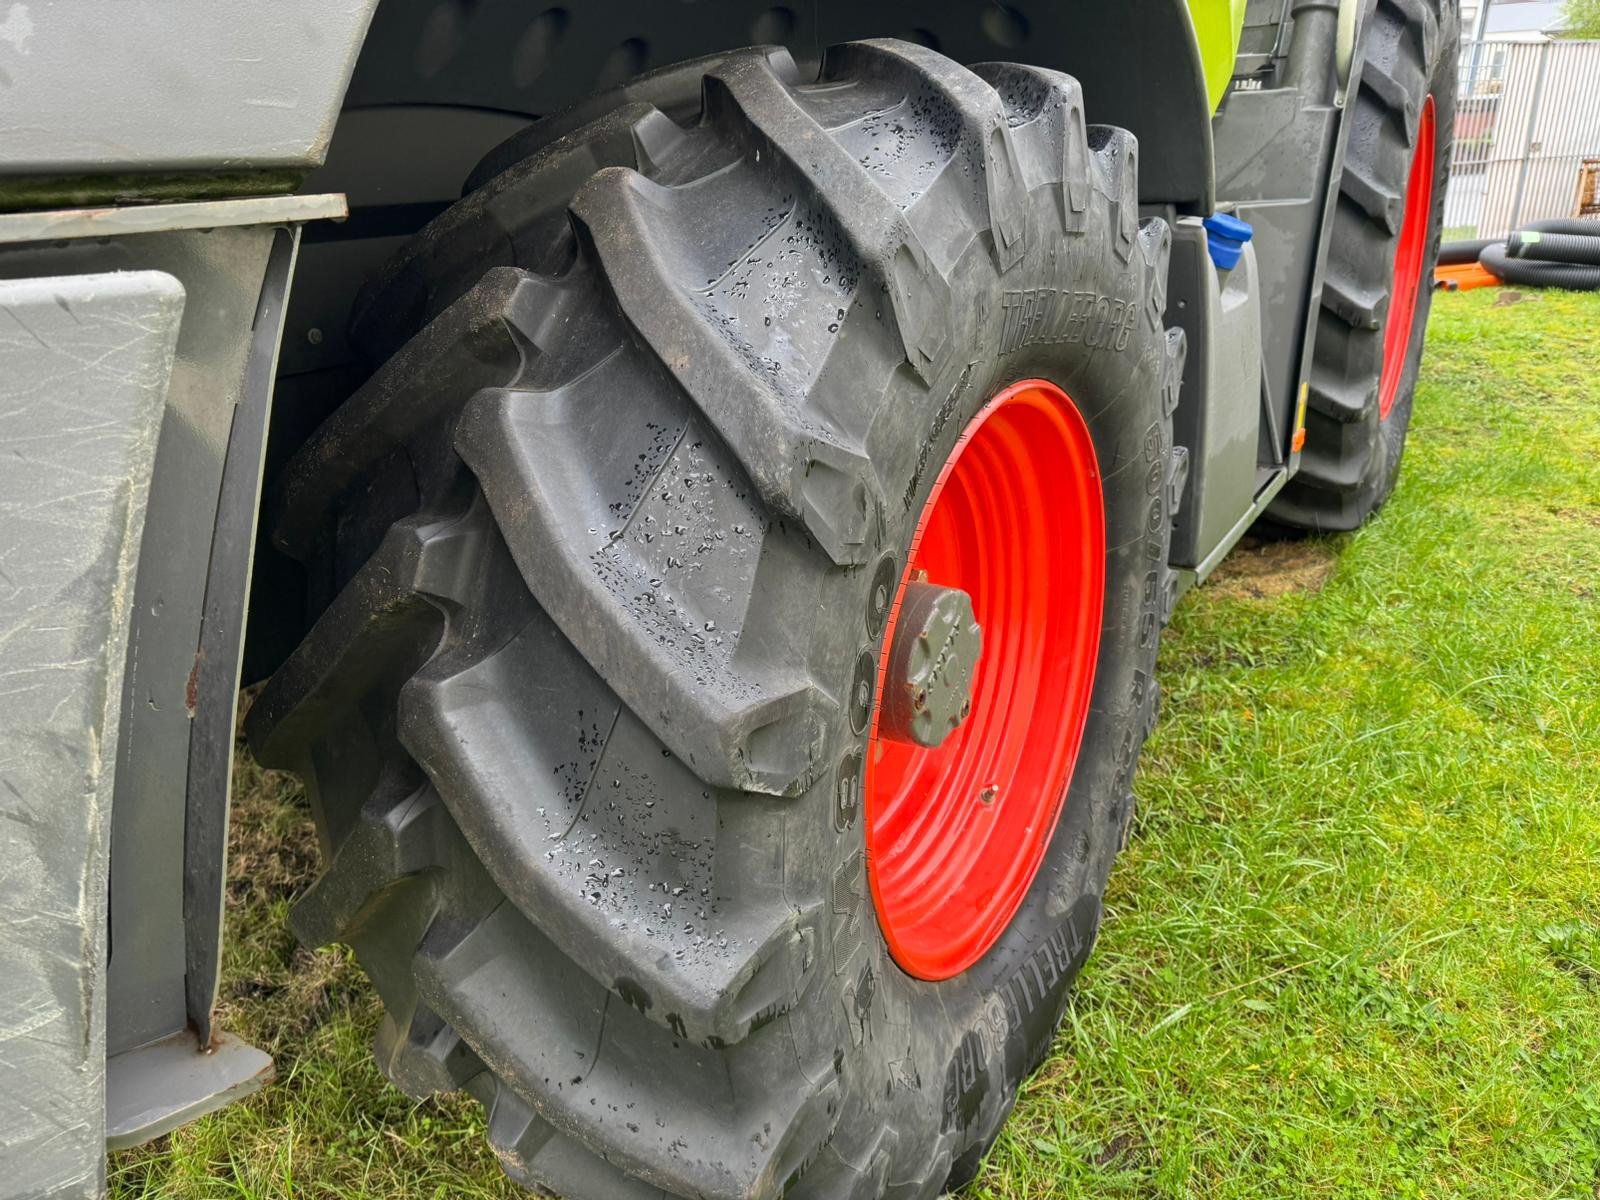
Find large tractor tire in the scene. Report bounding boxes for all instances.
[1267,0,1459,532]
[249,40,1184,1200]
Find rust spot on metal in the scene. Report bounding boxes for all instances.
[187,1012,227,1054]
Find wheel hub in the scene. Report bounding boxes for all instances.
[876,578,982,749]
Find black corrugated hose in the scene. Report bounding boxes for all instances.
[1437,238,1496,266]
[1444,218,1600,289]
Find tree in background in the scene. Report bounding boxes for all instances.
[1561,0,1600,37]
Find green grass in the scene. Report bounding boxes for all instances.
[112,288,1600,1199]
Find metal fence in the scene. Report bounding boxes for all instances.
[1445,37,1600,238]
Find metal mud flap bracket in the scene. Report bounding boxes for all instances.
[0,193,344,1195]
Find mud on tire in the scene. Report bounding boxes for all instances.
[249,39,1184,1200]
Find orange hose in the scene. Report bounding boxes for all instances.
[1434,262,1500,291]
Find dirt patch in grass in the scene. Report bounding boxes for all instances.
[1205,536,1337,600]
[1091,1131,1143,1169]
[1550,505,1600,528]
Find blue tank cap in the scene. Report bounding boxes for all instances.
[1203,212,1255,271]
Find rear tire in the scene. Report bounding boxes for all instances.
[1267,0,1459,532]
[249,40,1183,1200]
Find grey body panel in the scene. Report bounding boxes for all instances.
[0,270,180,1200]
[1167,221,1268,569]
[1213,85,1339,453]
[0,1,377,175]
